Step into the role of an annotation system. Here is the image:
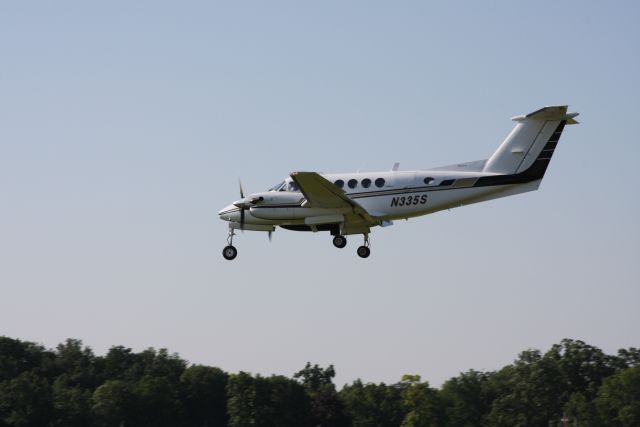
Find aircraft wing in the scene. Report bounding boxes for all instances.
[290,171,378,224]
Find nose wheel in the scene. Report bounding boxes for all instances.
[223,228,238,261]
[223,245,237,260]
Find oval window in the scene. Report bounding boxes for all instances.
[348,179,358,189]
[334,179,344,188]
[424,177,435,185]
[361,178,371,188]
[375,178,386,188]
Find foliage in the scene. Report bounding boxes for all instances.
[595,366,640,426]
[294,362,350,427]
[0,335,638,426]
[340,379,404,426]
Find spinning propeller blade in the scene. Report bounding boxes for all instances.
[238,178,246,230]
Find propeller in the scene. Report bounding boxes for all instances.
[238,179,245,230]
[235,178,266,234]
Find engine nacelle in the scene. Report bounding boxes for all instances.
[250,206,350,220]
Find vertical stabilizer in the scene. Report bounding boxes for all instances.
[483,106,578,175]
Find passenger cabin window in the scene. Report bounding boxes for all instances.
[361,178,371,188]
[334,179,344,188]
[424,177,435,185]
[375,178,385,188]
[348,179,358,189]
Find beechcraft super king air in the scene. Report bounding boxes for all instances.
[219,105,578,260]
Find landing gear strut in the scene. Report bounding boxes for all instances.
[223,228,238,260]
[332,235,347,249]
[357,234,371,258]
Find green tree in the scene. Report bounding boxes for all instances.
[294,363,350,427]
[340,379,405,427]
[50,376,92,427]
[91,379,135,427]
[440,370,494,427]
[563,391,600,427]
[100,346,139,381]
[0,337,55,382]
[262,374,311,427]
[99,346,186,384]
[133,375,182,426]
[399,375,442,427]
[595,366,640,426]
[139,348,186,382]
[227,371,311,427]
[485,349,563,426]
[54,339,99,389]
[227,371,257,427]
[0,371,53,427]
[486,341,617,427]
[180,365,229,426]
[549,339,617,401]
[617,348,640,369]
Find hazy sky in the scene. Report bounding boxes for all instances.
[1,1,639,387]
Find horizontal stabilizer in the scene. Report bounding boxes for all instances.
[512,105,579,124]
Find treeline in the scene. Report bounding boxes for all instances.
[0,337,638,426]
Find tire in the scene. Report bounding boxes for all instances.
[222,245,238,260]
[332,235,347,249]
[357,246,370,258]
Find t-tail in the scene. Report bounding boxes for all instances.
[482,105,579,182]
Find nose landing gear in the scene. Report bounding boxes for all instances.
[223,228,238,260]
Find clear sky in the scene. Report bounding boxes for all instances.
[1,1,638,387]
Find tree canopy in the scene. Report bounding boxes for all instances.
[0,336,637,426]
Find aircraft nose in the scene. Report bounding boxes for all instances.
[218,204,240,222]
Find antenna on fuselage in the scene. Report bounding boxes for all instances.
[391,162,400,171]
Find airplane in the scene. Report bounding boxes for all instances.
[218,105,578,260]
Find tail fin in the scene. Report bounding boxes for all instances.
[483,106,579,176]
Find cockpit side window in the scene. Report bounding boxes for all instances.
[288,181,299,192]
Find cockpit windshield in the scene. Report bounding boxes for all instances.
[267,179,300,192]
[268,181,286,192]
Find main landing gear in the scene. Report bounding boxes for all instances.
[331,234,371,258]
[223,228,238,260]
[332,235,347,248]
[357,234,371,258]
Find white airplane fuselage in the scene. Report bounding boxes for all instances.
[218,105,578,259]
[219,170,537,227]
